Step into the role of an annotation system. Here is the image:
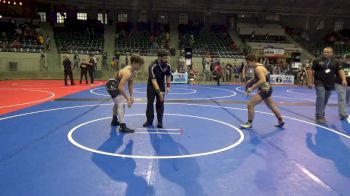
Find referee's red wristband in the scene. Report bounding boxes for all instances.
[166,83,171,88]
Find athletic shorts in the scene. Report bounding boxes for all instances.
[106,78,120,99]
[258,88,273,100]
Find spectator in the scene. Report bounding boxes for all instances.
[102,52,108,70]
[73,53,80,70]
[45,36,51,50]
[225,63,233,82]
[39,52,47,71]
[242,63,255,82]
[1,41,9,50]
[272,64,281,75]
[12,40,20,49]
[298,64,309,85]
[212,62,222,86]
[203,54,212,81]
[178,55,185,73]
[165,32,170,42]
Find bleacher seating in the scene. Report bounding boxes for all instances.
[179,24,243,57]
[0,19,44,53]
[240,34,289,43]
[290,30,350,57]
[54,19,104,54]
[115,22,169,55]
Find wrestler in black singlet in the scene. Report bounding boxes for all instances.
[254,65,272,100]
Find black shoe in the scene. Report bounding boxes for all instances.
[111,116,120,126]
[71,83,76,85]
[275,121,285,128]
[340,115,348,120]
[157,121,163,129]
[143,121,153,127]
[119,123,134,133]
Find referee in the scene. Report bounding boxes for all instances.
[143,49,172,128]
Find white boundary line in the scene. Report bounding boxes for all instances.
[235,86,315,102]
[90,86,237,100]
[134,87,198,95]
[0,102,348,139]
[0,89,55,109]
[135,128,182,131]
[134,132,181,135]
[286,89,314,95]
[67,114,245,159]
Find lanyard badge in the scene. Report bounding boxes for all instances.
[324,59,331,74]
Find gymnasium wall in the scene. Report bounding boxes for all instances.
[0,52,44,72]
[237,23,285,36]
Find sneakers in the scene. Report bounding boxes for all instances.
[240,122,253,129]
[119,123,134,133]
[111,116,120,126]
[316,118,327,124]
[143,121,153,127]
[346,116,350,124]
[275,121,285,128]
[340,115,348,120]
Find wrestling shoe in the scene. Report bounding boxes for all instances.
[119,123,134,133]
[275,121,285,128]
[111,116,120,126]
[240,122,253,129]
[157,121,163,129]
[143,120,153,127]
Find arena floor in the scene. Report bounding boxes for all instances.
[0,80,349,196]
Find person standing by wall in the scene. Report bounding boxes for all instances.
[225,63,233,82]
[80,58,89,84]
[102,52,108,70]
[63,56,75,86]
[45,36,51,51]
[39,51,47,71]
[88,55,95,85]
[73,53,80,71]
[212,62,222,86]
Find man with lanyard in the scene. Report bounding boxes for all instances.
[335,54,350,123]
[143,49,172,128]
[308,47,347,124]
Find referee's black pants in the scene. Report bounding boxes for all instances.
[88,68,94,84]
[64,70,74,85]
[80,69,88,84]
[146,84,165,123]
